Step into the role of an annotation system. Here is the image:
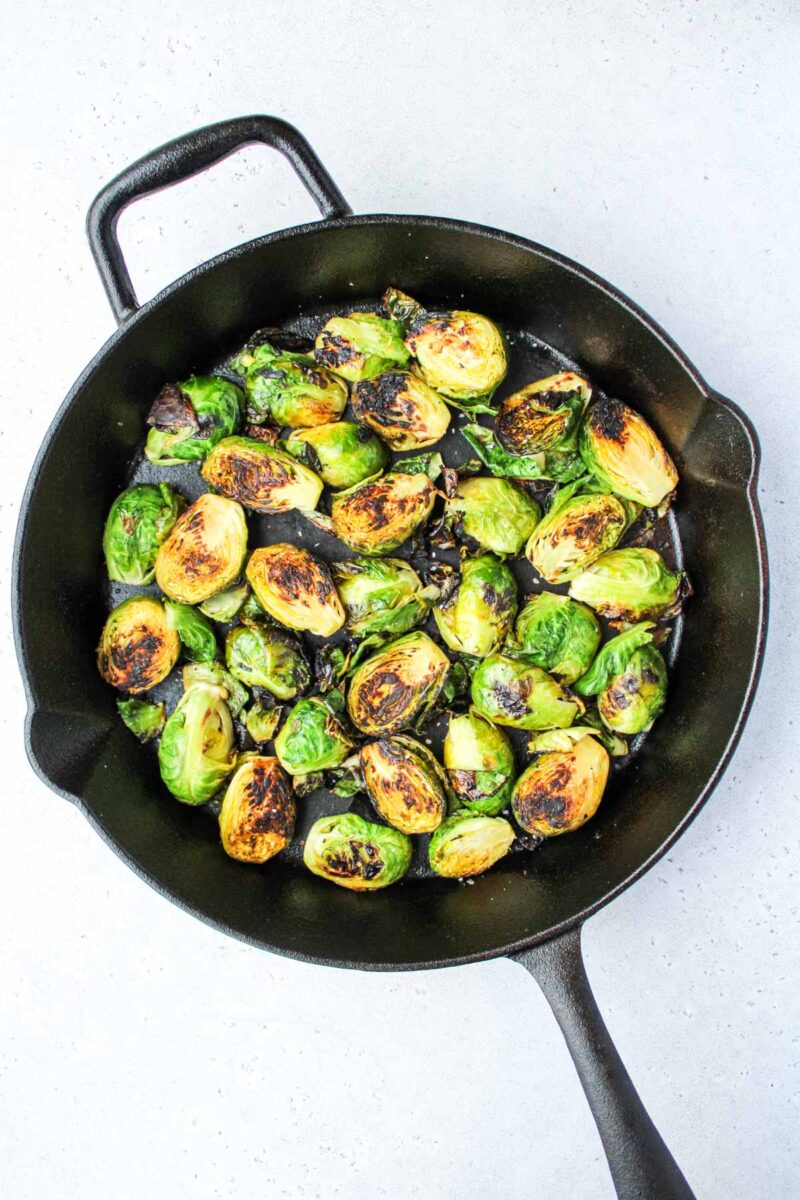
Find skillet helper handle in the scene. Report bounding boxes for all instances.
[86,115,352,324]
[514,927,696,1200]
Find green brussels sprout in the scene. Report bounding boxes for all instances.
[460,423,586,482]
[314,313,410,382]
[428,812,515,878]
[274,690,355,775]
[512,735,609,836]
[347,631,451,735]
[98,596,180,693]
[233,339,348,427]
[283,421,388,489]
[243,703,282,744]
[103,483,185,584]
[219,755,295,863]
[198,582,250,622]
[158,678,236,805]
[229,326,314,374]
[527,724,628,758]
[183,661,249,718]
[165,601,218,663]
[155,493,248,605]
[515,593,601,684]
[573,622,656,696]
[329,455,440,555]
[225,624,309,699]
[116,696,166,742]
[245,544,345,636]
[471,654,583,730]
[443,708,516,816]
[201,436,323,514]
[525,485,631,584]
[351,371,451,449]
[332,557,439,637]
[145,376,243,464]
[568,548,688,622]
[303,812,412,891]
[433,554,518,657]
[445,476,541,555]
[496,371,591,455]
[360,735,448,834]
[579,398,678,506]
[596,644,668,734]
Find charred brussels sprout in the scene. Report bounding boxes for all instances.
[219,755,295,863]
[360,735,448,834]
[155,493,248,605]
[103,483,185,584]
[314,313,410,382]
[433,554,517,657]
[568,547,688,622]
[158,678,236,805]
[243,703,282,744]
[145,376,243,464]
[460,423,585,483]
[443,709,515,816]
[283,421,388,489]
[233,339,348,427]
[351,371,450,449]
[303,813,412,891]
[579,398,678,506]
[471,654,582,730]
[201,436,323,514]
[246,544,345,636]
[445,476,541,555]
[347,631,451,735]
[116,696,165,742]
[198,582,250,622]
[274,691,355,775]
[525,485,631,584]
[165,601,218,663]
[496,372,590,455]
[428,812,515,878]
[512,735,609,836]
[330,455,440,556]
[332,557,439,637]
[596,644,668,734]
[573,622,656,696]
[98,596,180,693]
[225,624,310,700]
[515,593,601,684]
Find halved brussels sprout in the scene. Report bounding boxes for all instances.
[230,326,313,373]
[314,313,410,382]
[597,644,668,734]
[579,398,678,506]
[360,735,448,834]
[443,709,516,816]
[512,735,609,836]
[274,691,355,775]
[198,582,250,622]
[283,421,388,489]
[428,812,515,878]
[445,476,541,555]
[573,622,656,696]
[103,483,185,584]
[433,554,517,657]
[158,678,236,805]
[234,340,348,427]
[243,702,282,744]
[332,557,439,637]
[460,423,586,483]
[225,624,310,699]
[219,755,295,863]
[515,593,601,684]
[155,493,248,605]
[471,654,582,730]
[201,436,323,514]
[165,601,218,663]
[303,812,412,891]
[525,488,630,584]
[183,660,250,718]
[145,376,243,464]
[245,544,345,636]
[496,372,591,455]
[116,696,166,742]
[330,456,440,555]
[98,596,180,693]
[351,371,451,449]
[347,631,451,735]
[568,548,687,622]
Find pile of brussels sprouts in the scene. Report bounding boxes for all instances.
[98,288,688,891]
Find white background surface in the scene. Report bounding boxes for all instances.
[2,3,799,1198]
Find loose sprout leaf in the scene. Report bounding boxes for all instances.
[165,601,219,664]
[117,697,165,742]
[243,702,282,744]
[574,622,655,696]
[461,424,584,481]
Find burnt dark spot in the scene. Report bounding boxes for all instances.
[491,681,531,720]
[105,630,165,691]
[317,333,358,369]
[244,326,312,355]
[147,383,199,432]
[267,551,334,608]
[353,372,418,434]
[590,398,627,444]
[243,422,281,445]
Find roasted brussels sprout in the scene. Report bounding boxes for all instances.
[98,596,180,693]
[360,735,448,834]
[103,483,185,584]
[283,421,388,489]
[155,493,248,605]
[568,547,688,622]
[445,476,541,555]
[303,812,412,891]
[330,455,440,556]
[347,631,451,735]
[471,654,582,730]
[158,678,236,804]
[145,376,243,464]
[233,339,348,427]
[116,696,165,742]
[596,644,668,734]
[165,601,218,663]
[527,725,627,758]
[573,622,656,696]
[198,582,250,622]
[512,735,609,836]
[579,398,678,506]
[183,660,249,718]
[243,702,282,744]
[245,544,345,636]
[443,709,516,816]
[525,485,631,584]
[332,557,439,637]
[314,313,410,382]
[351,371,451,449]
[218,755,295,863]
[515,593,601,684]
[201,436,323,514]
[433,554,517,657]
[274,691,355,775]
[461,423,586,483]
[225,624,310,699]
[428,812,515,878]
[496,372,590,455]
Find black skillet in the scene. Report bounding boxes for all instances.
[13,116,767,1200]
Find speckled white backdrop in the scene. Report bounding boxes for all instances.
[2,3,798,1198]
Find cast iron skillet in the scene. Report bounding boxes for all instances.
[13,116,767,1200]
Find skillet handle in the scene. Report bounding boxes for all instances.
[513,927,696,1200]
[86,115,352,324]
